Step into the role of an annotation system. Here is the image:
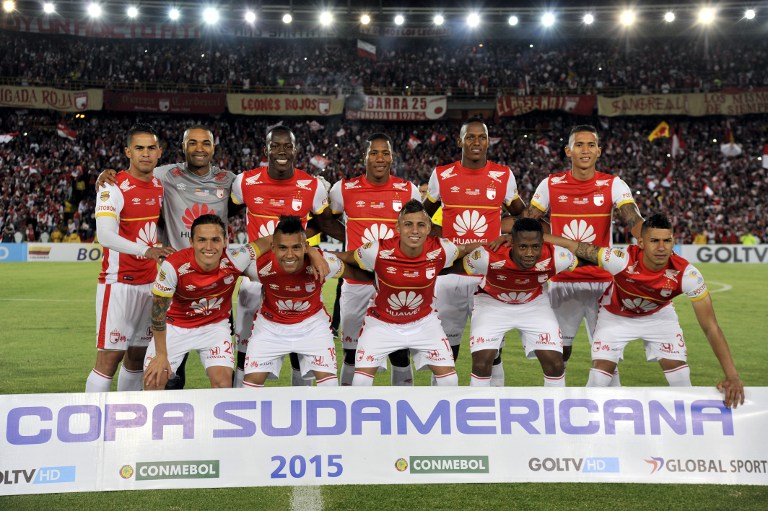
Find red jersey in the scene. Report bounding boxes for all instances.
[531,170,635,283]
[96,171,164,285]
[152,244,257,327]
[598,245,708,317]
[427,161,519,244]
[464,243,577,304]
[355,236,459,324]
[329,175,420,284]
[231,168,328,241]
[254,251,344,325]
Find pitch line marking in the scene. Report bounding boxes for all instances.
[291,485,323,511]
[707,281,732,294]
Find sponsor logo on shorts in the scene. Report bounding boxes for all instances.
[529,457,619,473]
[405,456,489,474]
[122,461,220,480]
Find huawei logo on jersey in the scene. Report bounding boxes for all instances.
[178,262,194,275]
[534,258,552,271]
[621,298,659,313]
[487,170,505,183]
[191,297,224,315]
[245,173,263,186]
[136,222,158,248]
[453,210,488,238]
[425,248,442,261]
[182,203,213,229]
[387,291,423,311]
[440,166,457,180]
[498,291,533,303]
[562,219,596,243]
[258,221,277,237]
[362,224,394,243]
[259,261,276,277]
[277,300,311,312]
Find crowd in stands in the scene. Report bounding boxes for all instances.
[1,110,765,245]
[2,31,768,96]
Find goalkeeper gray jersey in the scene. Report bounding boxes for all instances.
[153,162,236,249]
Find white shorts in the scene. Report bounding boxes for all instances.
[143,320,235,374]
[235,277,263,353]
[469,293,563,359]
[96,282,153,350]
[356,313,455,370]
[244,310,336,379]
[339,281,376,349]
[434,273,481,346]
[592,306,688,363]
[548,281,610,345]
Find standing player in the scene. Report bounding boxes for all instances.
[329,133,421,386]
[542,214,744,408]
[423,118,525,385]
[242,216,372,387]
[340,200,477,386]
[456,218,576,387]
[86,124,174,392]
[526,125,644,386]
[231,125,344,386]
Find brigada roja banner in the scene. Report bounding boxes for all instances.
[0,85,102,112]
[598,90,768,116]
[345,96,447,121]
[227,94,344,116]
[497,96,595,117]
[1,387,765,495]
[104,91,225,114]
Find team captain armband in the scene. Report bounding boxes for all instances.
[597,247,629,275]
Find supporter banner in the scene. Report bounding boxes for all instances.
[359,26,450,38]
[104,91,226,114]
[0,86,102,112]
[497,95,596,117]
[26,243,102,262]
[598,90,768,117]
[345,96,447,121]
[679,244,768,264]
[1,387,766,495]
[227,94,345,116]
[0,243,27,262]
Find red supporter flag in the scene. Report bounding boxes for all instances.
[536,138,550,154]
[0,132,18,144]
[762,143,768,170]
[56,122,76,141]
[489,136,501,146]
[310,154,331,170]
[357,39,376,60]
[671,129,686,158]
[407,135,421,150]
[703,183,715,197]
[429,132,447,144]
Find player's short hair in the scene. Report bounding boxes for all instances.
[191,214,226,238]
[459,117,489,141]
[568,125,600,148]
[398,199,431,223]
[641,213,673,234]
[364,132,392,157]
[512,217,543,239]
[126,123,158,147]
[266,125,296,146]
[183,125,214,145]
[274,215,305,237]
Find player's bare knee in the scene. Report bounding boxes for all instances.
[472,350,495,375]
[562,345,573,361]
[658,358,686,371]
[430,365,456,376]
[592,359,617,373]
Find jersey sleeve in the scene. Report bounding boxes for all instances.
[354,241,380,271]
[503,168,520,206]
[463,246,489,276]
[681,264,709,301]
[152,260,178,297]
[230,173,244,205]
[408,182,421,201]
[426,170,441,203]
[323,251,345,279]
[329,181,344,215]
[311,178,330,215]
[439,238,460,268]
[530,178,550,213]
[152,165,170,184]
[553,246,578,274]
[612,177,636,208]
[597,247,630,275]
[228,244,257,272]
[95,184,148,257]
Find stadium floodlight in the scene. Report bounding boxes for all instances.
[2,0,14,13]
[87,2,101,18]
[619,10,636,27]
[168,7,180,21]
[202,7,219,25]
[282,13,292,24]
[664,11,675,23]
[583,13,594,25]
[698,7,715,25]
[541,12,555,28]
[433,14,444,26]
[467,12,480,28]
[360,14,370,25]
[126,6,138,18]
[319,11,333,26]
[244,10,256,24]
[43,2,55,14]
[745,9,756,20]
[508,15,519,26]
[394,14,404,26]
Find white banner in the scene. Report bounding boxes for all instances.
[345,96,447,121]
[27,243,103,262]
[1,387,766,494]
[677,244,768,264]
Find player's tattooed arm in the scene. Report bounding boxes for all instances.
[523,203,546,220]
[617,202,644,240]
[572,242,601,266]
[151,295,172,332]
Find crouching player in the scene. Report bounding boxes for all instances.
[544,213,744,408]
[242,216,373,388]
